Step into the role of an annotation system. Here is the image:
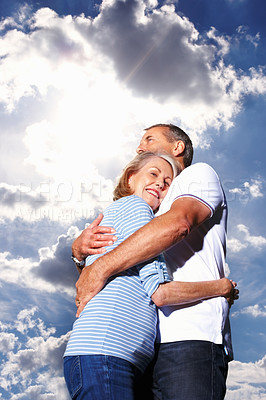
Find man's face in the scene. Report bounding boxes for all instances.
[136,127,175,156]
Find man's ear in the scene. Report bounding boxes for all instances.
[173,140,185,157]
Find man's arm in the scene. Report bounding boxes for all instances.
[72,213,117,261]
[151,278,239,308]
[76,197,211,316]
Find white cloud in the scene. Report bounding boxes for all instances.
[237,25,260,48]
[226,356,266,399]
[246,32,260,48]
[228,224,266,253]
[229,178,264,203]
[207,26,231,56]
[0,183,47,206]
[0,4,33,31]
[14,307,56,339]
[226,383,266,400]
[0,332,18,353]
[0,1,266,226]
[232,304,266,318]
[237,224,266,249]
[0,226,80,296]
[15,307,39,334]
[224,262,231,277]
[0,307,70,399]
[227,238,247,253]
[245,179,264,198]
[0,178,114,223]
[10,384,60,400]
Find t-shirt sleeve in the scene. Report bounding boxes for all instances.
[169,163,225,217]
[114,196,171,297]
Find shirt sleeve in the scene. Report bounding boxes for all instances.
[113,196,155,238]
[113,196,171,297]
[85,195,153,267]
[168,163,226,217]
[138,254,171,297]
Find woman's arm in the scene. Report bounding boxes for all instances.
[151,278,238,307]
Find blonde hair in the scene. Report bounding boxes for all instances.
[113,152,181,201]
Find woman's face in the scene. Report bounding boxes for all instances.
[128,157,173,210]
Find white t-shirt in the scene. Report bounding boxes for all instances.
[157,162,233,359]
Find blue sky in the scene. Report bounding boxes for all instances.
[0,0,265,399]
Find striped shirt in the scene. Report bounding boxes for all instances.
[64,195,170,372]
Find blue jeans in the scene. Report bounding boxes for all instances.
[152,340,229,400]
[63,355,143,400]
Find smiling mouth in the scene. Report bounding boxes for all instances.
[146,188,160,199]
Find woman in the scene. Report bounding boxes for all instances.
[64,152,235,400]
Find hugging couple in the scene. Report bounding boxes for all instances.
[64,123,239,400]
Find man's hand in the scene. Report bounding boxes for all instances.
[75,261,107,317]
[224,279,239,307]
[72,214,117,261]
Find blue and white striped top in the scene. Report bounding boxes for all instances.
[64,195,170,372]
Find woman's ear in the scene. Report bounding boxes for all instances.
[128,173,136,193]
[128,174,133,188]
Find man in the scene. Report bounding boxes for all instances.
[72,124,236,400]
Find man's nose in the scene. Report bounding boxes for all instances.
[136,143,145,154]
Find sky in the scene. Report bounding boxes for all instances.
[0,0,265,399]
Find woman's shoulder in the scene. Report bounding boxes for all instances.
[103,196,153,217]
[102,196,153,225]
[114,195,152,211]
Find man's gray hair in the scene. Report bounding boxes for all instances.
[145,123,193,167]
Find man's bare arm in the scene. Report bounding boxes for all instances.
[151,278,239,308]
[72,213,117,260]
[76,197,211,316]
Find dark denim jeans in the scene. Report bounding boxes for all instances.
[152,340,229,400]
[63,355,142,400]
